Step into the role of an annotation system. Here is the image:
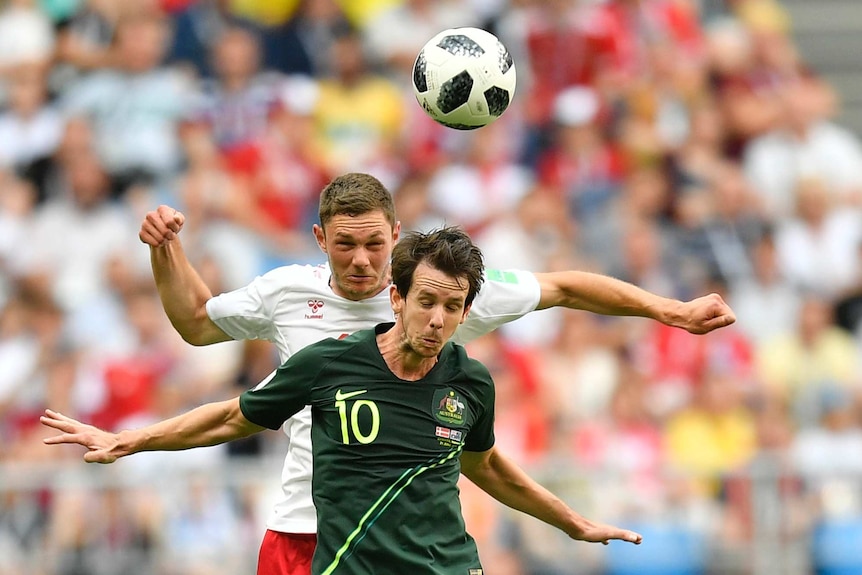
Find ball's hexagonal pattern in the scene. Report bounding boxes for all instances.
[484,86,510,117]
[413,49,428,93]
[437,70,474,114]
[496,41,513,74]
[437,34,485,58]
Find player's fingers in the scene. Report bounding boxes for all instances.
[703,313,736,332]
[40,415,73,432]
[45,409,80,423]
[43,432,82,445]
[139,227,166,247]
[83,451,114,464]
[156,205,184,233]
[145,208,175,236]
[43,409,88,427]
[172,209,185,230]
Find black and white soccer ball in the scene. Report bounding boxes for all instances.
[412,27,516,130]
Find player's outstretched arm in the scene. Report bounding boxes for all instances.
[460,447,642,545]
[41,398,265,464]
[139,205,231,345]
[533,271,736,335]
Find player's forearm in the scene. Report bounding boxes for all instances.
[461,449,590,538]
[534,271,684,325]
[150,239,229,345]
[116,399,262,457]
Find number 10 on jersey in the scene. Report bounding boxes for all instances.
[335,389,380,444]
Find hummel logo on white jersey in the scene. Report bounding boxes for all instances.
[306,299,325,319]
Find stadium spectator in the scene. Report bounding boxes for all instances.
[192,26,282,151]
[263,0,353,77]
[672,161,764,285]
[363,0,476,74]
[728,229,802,346]
[60,11,196,191]
[496,0,606,134]
[756,295,861,429]
[773,178,862,299]
[0,64,62,179]
[428,118,533,236]
[742,77,862,220]
[663,367,759,497]
[535,85,625,221]
[6,150,142,314]
[0,0,54,84]
[312,29,406,180]
[51,0,123,88]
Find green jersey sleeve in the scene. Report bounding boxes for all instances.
[460,353,497,453]
[239,339,341,430]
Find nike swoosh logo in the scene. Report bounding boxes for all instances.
[335,389,368,401]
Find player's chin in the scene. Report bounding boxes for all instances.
[341,278,383,297]
[415,339,443,355]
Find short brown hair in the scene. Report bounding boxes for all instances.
[391,227,485,307]
[318,173,396,228]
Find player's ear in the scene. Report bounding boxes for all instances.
[392,220,401,243]
[313,224,327,253]
[460,303,471,324]
[390,285,403,315]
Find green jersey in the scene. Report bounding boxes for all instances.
[239,323,496,575]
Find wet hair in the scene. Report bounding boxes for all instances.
[318,172,396,229]
[391,227,485,307]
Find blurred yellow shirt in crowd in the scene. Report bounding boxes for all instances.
[664,406,758,496]
[229,0,400,26]
[313,76,405,173]
[756,326,860,400]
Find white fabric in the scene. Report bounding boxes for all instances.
[206,262,541,533]
[774,208,862,299]
[743,122,862,219]
[0,107,63,168]
[0,6,54,67]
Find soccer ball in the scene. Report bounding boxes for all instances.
[412,27,516,130]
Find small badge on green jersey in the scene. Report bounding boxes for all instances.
[469,569,483,575]
[433,389,465,425]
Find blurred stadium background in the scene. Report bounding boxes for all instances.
[2,0,862,573]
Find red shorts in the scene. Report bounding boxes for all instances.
[257,530,317,575]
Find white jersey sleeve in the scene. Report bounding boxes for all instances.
[206,265,305,343]
[453,268,541,345]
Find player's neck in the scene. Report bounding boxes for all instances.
[376,327,437,381]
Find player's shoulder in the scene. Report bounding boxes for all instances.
[293,325,373,361]
[446,343,494,385]
[253,262,332,293]
[470,268,540,307]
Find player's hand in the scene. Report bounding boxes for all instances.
[569,520,643,546]
[139,205,185,247]
[675,293,736,335]
[41,409,121,464]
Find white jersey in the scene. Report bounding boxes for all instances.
[207,263,541,533]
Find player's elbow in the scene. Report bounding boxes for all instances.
[172,318,229,346]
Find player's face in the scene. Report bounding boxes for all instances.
[314,211,399,300]
[391,263,471,359]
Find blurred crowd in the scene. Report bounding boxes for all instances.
[2,0,862,573]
